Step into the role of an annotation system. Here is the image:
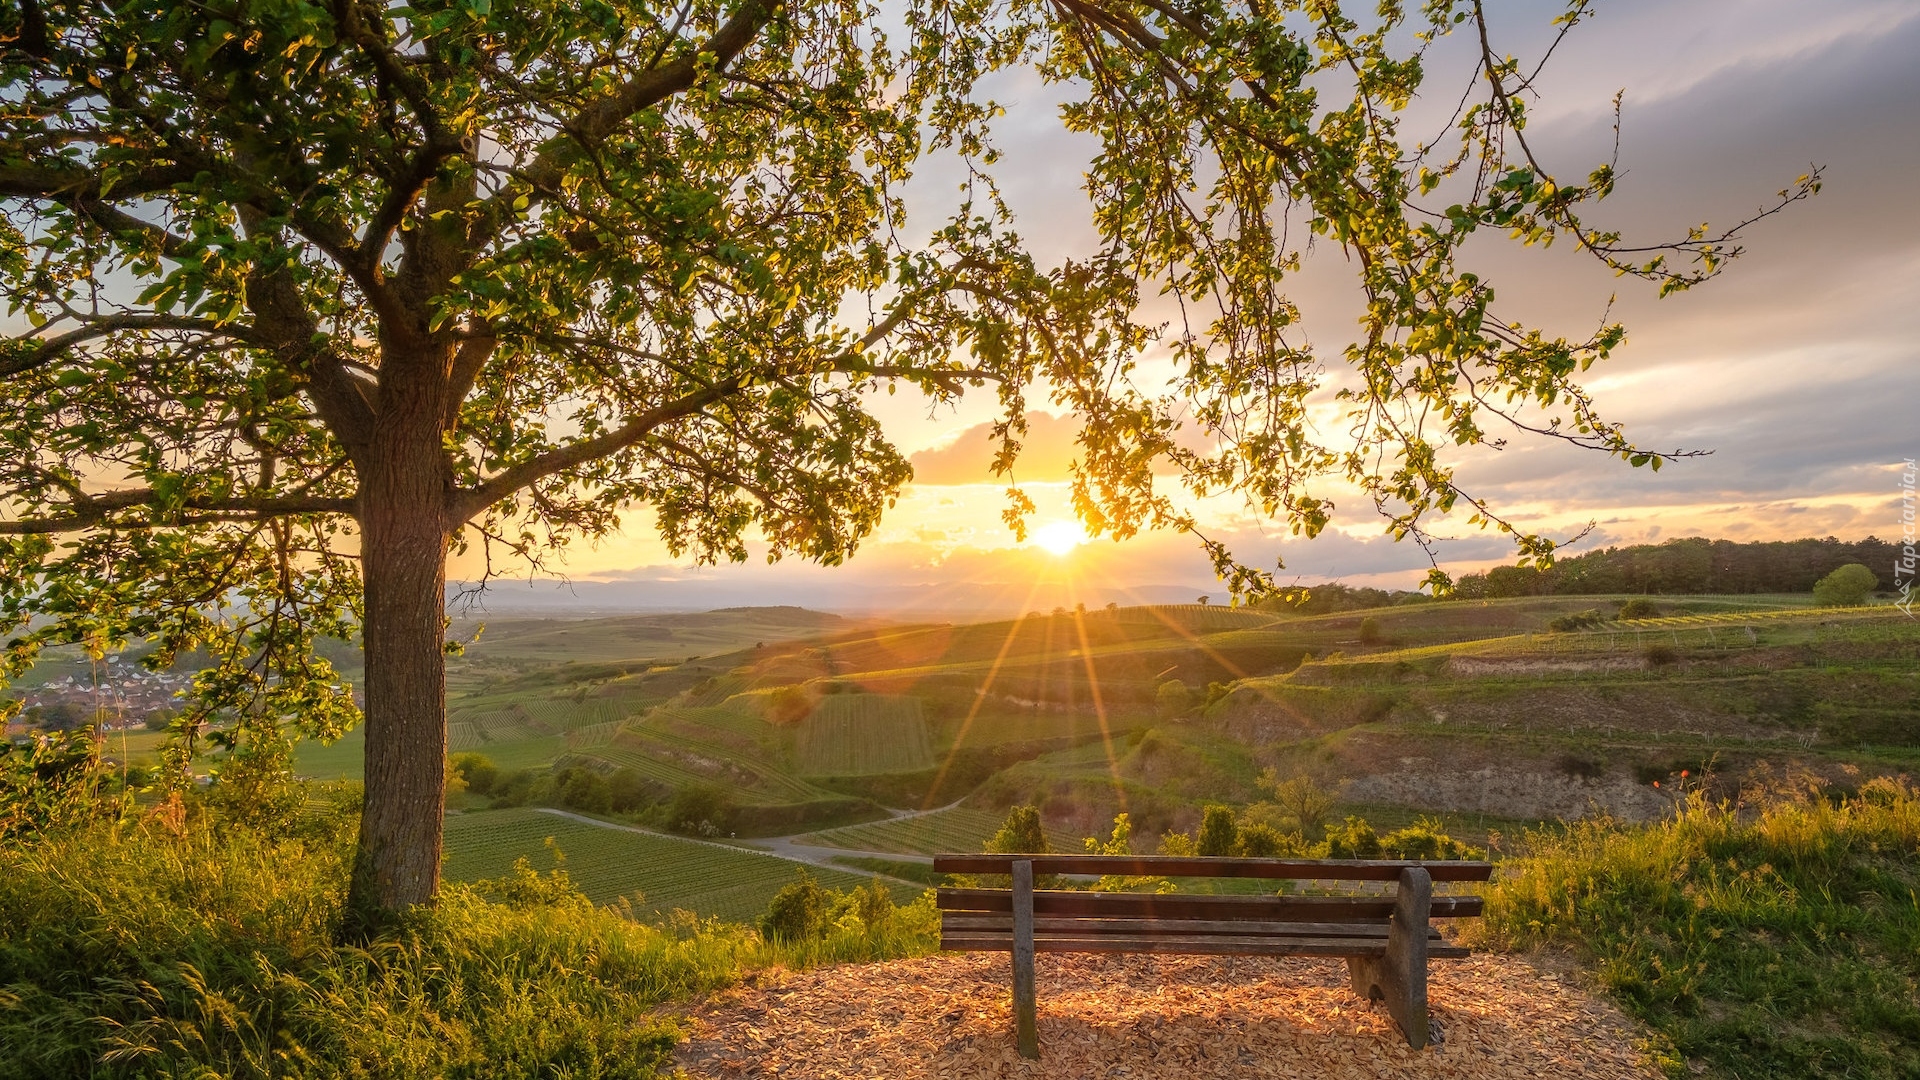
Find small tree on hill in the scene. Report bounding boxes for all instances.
[1155,679,1192,720]
[1260,768,1342,840]
[1196,804,1238,857]
[1812,564,1878,607]
[0,0,1807,923]
[986,804,1049,855]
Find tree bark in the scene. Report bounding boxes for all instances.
[345,374,452,929]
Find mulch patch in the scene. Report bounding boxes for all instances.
[670,952,1662,1079]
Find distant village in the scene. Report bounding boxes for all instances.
[11,656,193,732]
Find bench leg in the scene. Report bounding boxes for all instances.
[1346,867,1432,1050]
[1011,859,1039,1060]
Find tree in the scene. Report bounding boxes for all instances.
[1195,804,1237,857]
[1154,678,1191,720]
[1259,768,1341,840]
[986,804,1049,855]
[1812,563,1878,607]
[0,0,1808,921]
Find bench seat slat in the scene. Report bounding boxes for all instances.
[932,854,1493,882]
[941,914,1444,940]
[937,888,1483,921]
[941,932,1471,960]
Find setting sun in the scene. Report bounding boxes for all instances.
[1029,519,1088,556]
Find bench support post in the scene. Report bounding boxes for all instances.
[1346,866,1432,1049]
[1010,859,1039,1059]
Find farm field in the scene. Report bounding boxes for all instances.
[797,806,1077,855]
[793,695,935,775]
[441,807,916,920]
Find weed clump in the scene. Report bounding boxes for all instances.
[0,788,937,1080]
[1480,780,1920,1079]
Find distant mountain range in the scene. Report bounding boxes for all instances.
[444,577,1218,618]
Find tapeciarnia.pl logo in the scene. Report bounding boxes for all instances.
[1898,458,1916,618]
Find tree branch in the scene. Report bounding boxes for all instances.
[453,378,746,520]
[0,493,355,535]
[2,314,259,378]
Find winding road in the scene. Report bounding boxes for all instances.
[531,799,967,885]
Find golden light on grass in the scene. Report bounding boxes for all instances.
[1029,519,1088,556]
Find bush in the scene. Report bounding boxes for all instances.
[1155,829,1197,856]
[1618,597,1661,619]
[556,767,613,814]
[1812,563,1878,606]
[1358,617,1383,645]
[1481,782,1920,1079]
[489,768,537,808]
[1377,817,1483,860]
[607,768,655,813]
[759,870,831,942]
[1548,607,1612,632]
[1154,679,1192,720]
[767,686,813,725]
[1322,815,1382,859]
[665,783,733,836]
[1235,822,1304,858]
[450,752,500,795]
[1196,804,1238,857]
[985,804,1049,854]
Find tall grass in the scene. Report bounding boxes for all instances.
[0,809,937,1079]
[1480,778,1920,1079]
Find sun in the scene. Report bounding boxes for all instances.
[1029,519,1088,556]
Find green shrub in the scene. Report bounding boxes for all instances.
[1322,815,1382,859]
[1358,617,1383,645]
[1377,817,1483,860]
[1812,563,1879,606]
[665,784,733,836]
[607,768,655,813]
[490,768,538,808]
[1548,607,1612,632]
[555,767,614,814]
[1481,783,1920,1079]
[985,804,1049,854]
[450,752,500,795]
[1618,597,1661,619]
[1154,679,1192,720]
[759,870,831,942]
[1196,804,1238,857]
[1155,829,1197,856]
[1236,822,1304,858]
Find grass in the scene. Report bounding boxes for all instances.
[443,807,915,920]
[1479,779,1920,1079]
[0,806,936,1080]
[793,695,934,775]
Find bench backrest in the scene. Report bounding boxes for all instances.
[933,853,1493,882]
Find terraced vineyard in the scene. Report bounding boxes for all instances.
[441,807,913,920]
[798,806,1076,855]
[793,694,934,775]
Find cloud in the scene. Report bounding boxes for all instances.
[907,410,1084,484]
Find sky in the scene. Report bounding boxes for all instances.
[457,1,1920,615]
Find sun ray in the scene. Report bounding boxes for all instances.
[920,578,1049,811]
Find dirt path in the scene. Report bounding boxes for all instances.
[530,807,931,883]
[671,952,1662,1080]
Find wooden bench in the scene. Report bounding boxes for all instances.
[932,853,1494,1057]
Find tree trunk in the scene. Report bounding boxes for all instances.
[346,392,451,929]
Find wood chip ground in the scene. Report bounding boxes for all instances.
[670,953,1661,1079]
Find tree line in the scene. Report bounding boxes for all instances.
[1452,537,1903,599]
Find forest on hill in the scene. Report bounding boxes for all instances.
[1449,536,1903,599]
